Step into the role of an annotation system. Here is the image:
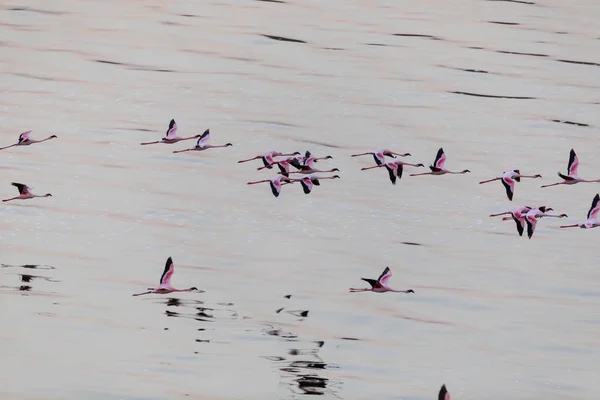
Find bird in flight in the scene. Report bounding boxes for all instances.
[132,257,199,296]
[349,267,414,294]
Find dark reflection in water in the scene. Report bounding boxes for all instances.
[263,305,342,398]
[156,297,241,347]
[1,263,56,270]
[0,264,59,293]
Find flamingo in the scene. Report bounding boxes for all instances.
[560,193,600,229]
[479,170,542,201]
[140,119,200,145]
[172,129,232,153]
[0,131,57,150]
[351,149,411,166]
[489,205,533,236]
[541,149,600,188]
[438,384,450,400]
[409,148,470,177]
[524,206,568,239]
[349,266,414,294]
[2,182,52,202]
[132,257,199,296]
[238,151,301,169]
[289,174,340,195]
[247,175,294,198]
[361,160,425,184]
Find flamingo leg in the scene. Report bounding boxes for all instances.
[2,197,20,202]
[541,182,563,188]
[132,290,154,296]
[173,148,193,153]
[237,157,260,163]
[140,141,161,145]
[361,165,381,171]
[0,144,18,150]
[479,177,500,184]
[409,172,435,176]
[560,224,579,228]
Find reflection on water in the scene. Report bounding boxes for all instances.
[0,264,60,293]
[262,299,341,398]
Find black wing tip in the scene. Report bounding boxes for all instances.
[438,384,448,400]
[166,256,173,264]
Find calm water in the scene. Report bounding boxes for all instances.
[1,1,600,399]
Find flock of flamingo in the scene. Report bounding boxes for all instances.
[3,118,600,399]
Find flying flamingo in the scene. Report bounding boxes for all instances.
[409,148,470,177]
[0,131,57,150]
[2,182,52,202]
[560,193,600,229]
[361,160,425,184]
[489,205,533,236]
[238,151,301,169]
[351,149,411,166]
[140,119,200,145]
[349,267,414,294]
[479,170,542,201]
[524,206,568,239]
[438,384,450,400]
[289,174,340,194]
[247,175,294,197]
[172,129,232,153]
[541,149,600,188]
[132,257,199,296]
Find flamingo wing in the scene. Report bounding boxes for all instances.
[567,149,579,176]
[587,193,600,220]
[197,129,210,147]
[18,130,32,143]
[385,165,397,184]
[300,178,313,194]
[377,267,392,286]
[11,182,29,195]
[501,177,515,201]
[373,150,385,165]
[525,215,538,239]
[165,119,177,139]
[396,163,404,179]
[361,278,380,289]
[159,257,175,287]
[269,180,281,197]
[438,384,450,400]
[277,162,289,176]
[511,214,525,236]
[433,147,446,169]
[512,169,521,182]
